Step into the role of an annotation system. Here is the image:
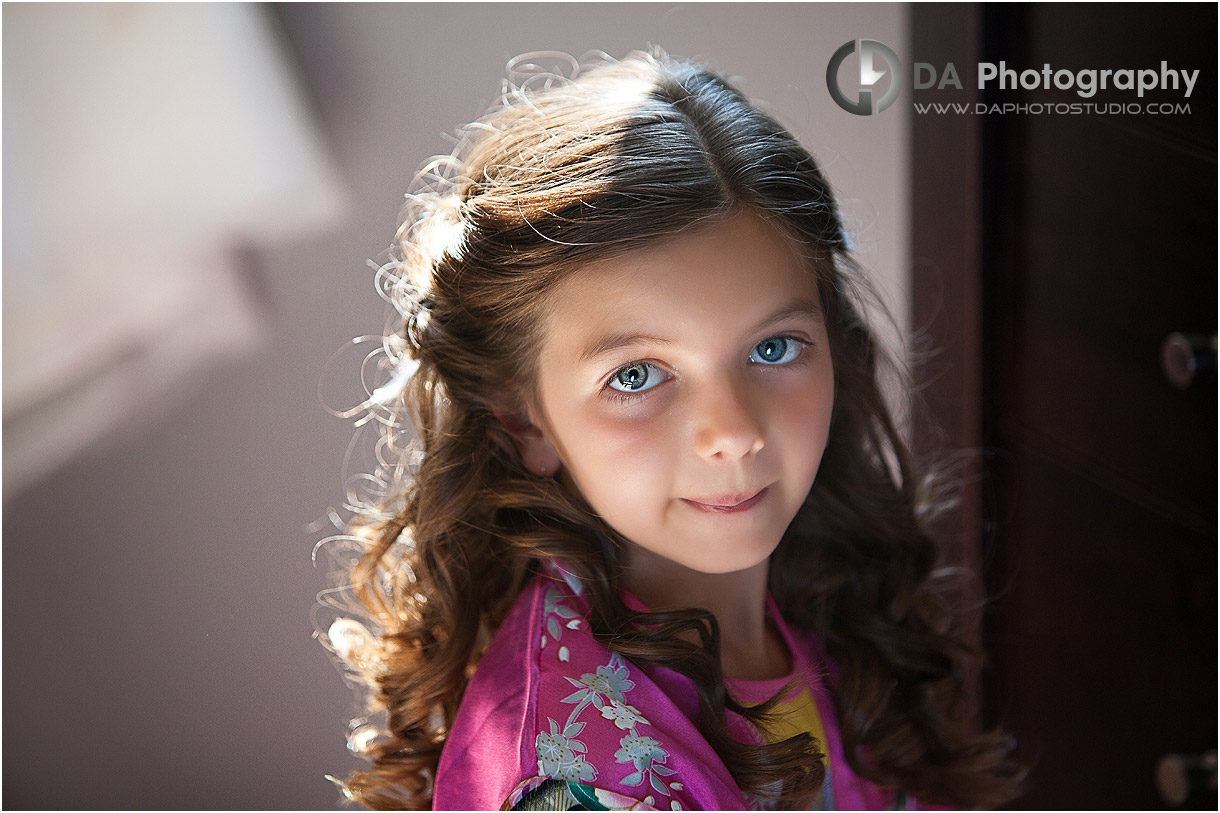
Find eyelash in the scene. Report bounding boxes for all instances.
[603,384,658,406]
[601,362,670,404]
[600,335,812,403]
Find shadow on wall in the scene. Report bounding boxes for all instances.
[2,3,348,496]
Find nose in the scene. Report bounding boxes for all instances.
[690,376,765,461]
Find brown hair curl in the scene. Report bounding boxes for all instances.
[320,49,1021,810]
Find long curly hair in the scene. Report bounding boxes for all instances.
[318,49,1021,810]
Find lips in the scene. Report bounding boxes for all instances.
[681,488,767,514]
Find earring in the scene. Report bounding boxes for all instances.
[538,464,547,475]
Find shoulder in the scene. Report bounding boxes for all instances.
[435,569,745,811]
[433,573,549,809]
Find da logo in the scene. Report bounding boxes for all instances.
[826,39,903,115]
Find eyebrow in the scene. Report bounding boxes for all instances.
[578,332,674,364]
[756,298,824,331]
[577,297,824,364]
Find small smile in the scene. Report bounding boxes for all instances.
[681,488,767,514]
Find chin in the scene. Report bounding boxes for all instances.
[684,542,781,575]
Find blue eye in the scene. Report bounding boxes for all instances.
[607,362,665,393]
[750,337,803,365]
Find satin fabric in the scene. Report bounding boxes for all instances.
[433,569,901,810]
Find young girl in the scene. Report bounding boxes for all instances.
[322,50,1021,810]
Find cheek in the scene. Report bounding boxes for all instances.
[549,402,674,509]
[776,370,835,473]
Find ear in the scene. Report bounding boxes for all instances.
[490,405,562,477]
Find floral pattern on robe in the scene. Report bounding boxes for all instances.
[433,569,907,811]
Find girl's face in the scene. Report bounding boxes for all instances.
[525,210,835,577]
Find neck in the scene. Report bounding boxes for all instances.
[621,548,790,680]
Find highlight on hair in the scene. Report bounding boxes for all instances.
[315,48,1022,810]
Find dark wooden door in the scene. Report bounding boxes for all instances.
[913,4,1216,808]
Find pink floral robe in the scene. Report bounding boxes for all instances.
[433,568,910,810]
